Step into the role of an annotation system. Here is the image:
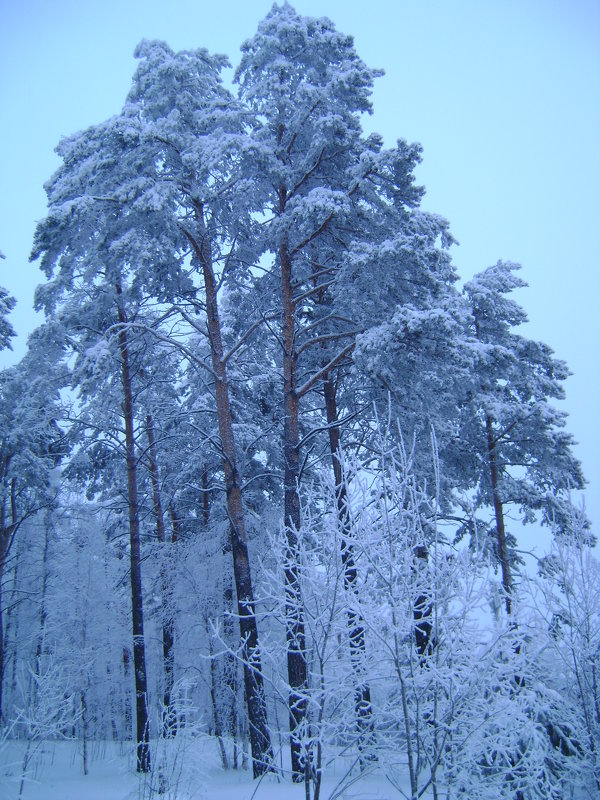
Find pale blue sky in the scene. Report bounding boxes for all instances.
[1,0,598,537]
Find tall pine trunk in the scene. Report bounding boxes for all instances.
[0,543,7,725]
[485,415,513,615]
[185,210,273,777]
[116,284,151,773]
[322,373,374,763]
[2,535,22,726]
[0,563,4,725]
[216,464,242,768]
[122,647,133,740]
[473,317,514,618]
[34,515,51,677]
[0,476,16,725]
[145,414,176,736]
[280,236,310,782]
[204,466,239,770]
[18,518,52,800]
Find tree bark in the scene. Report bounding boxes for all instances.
[411,545,434,663]
[169,504,179,543]
[116,284,151,773]
[485,414,513,616]
[122,647,133,740]
[218,478,242,764]
[280,235,310,782]
[0,476,21,725]
[205,465,240,768]
[0,473,15,726]
[34,516,51,671]
[0,560,4,725]
[1,534,22,728]
[186,211,273,777]
[322,373,374,763]
[145,414,176,736]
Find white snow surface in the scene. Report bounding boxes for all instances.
[0,738,412,800]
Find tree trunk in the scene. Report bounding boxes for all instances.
[81,691,89,776]
[145,414,176,737]
[169,504,179,543]
[187,212,273,777]
[222,570,240,763]
[208,621,230,770]
[122,647,133,740]
[116,285,151,773]
[34,516,51,672]
[18,523,51,800]
[0,560,4,725]
[411,545,434,663]
[0,476,16,726]
[281,236,310,782]
[145,414,167,546]
[218,479,242,765]
[1,535,22,726]
[205,465,239,768]
[485,415,513,615]
[322,373,374,764]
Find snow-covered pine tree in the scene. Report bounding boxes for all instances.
[0,300,15,355]
[30,115,172,771]
[124,39,275,775]
[0,250,16,353]
[0,327,66,725]
[463,261,587,614]
[234,6,469,778]
[234,5,402,777]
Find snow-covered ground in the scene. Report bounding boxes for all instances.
[0,738,412,800]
